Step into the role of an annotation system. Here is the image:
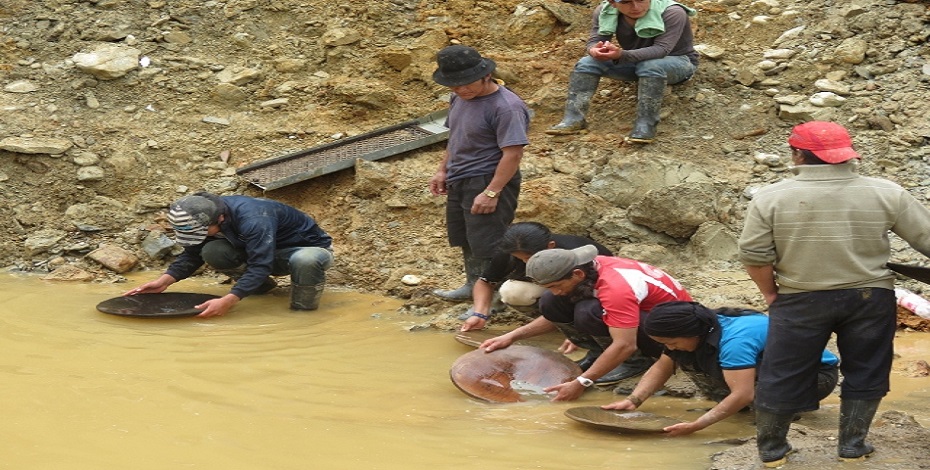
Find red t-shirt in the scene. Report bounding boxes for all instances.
[594,256,692,328]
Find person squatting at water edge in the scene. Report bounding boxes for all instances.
[738,121,930,467]
[480,245,692,401]
[602,301,839,436]
[428,45,531,303]
[459,221,613,332]
[125,192,334,317]
[545,0,698,144]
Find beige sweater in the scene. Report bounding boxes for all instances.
[738,163,930,293]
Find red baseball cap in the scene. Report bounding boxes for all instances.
[788,121,860,163]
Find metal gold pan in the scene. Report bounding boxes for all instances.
[96,293,220,318]
[450,345,583,403]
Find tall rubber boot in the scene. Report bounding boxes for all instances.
[755,410,795,468]
[591,335,655,384]
[838,399,880,461]
[433,253,491,302]
[550,321,604,371]
[545,72,600,135]
[626,77,666,144]
[291,283,324,311]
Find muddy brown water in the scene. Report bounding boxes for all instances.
[3,274,929,469]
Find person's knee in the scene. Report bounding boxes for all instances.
[201,240,243,269]
[289,247,333,272]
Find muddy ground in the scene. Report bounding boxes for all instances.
[2,0,930,467]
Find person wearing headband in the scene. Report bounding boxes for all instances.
[602,301,838,436]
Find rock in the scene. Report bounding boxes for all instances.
[215,67,262,86]
[141,231,175,259]
[814,78,850,95]
[0,137,73,155]
[24,229,68,256]
[321,27,361,46]
[72,43,141,80]
[42,265,95,282]
[86,244,139,273]
[694,44,725,60]
[506,4,558,42]
[4,80,38,93]
[809,91,846,107]
[627,183,738,239]
[834,37,868,64]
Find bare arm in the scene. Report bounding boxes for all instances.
[662,368,756,436]
[479,315,556,352]
[471,145,523,215]
[745,264,778,305]
[544,326,637,402]
[602,354,675,410]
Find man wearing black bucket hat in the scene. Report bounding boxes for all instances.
[126,192,333,317]
[428,45,531,303]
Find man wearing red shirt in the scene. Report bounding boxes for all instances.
[481,245,692,401]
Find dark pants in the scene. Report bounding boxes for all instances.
[686,363,839,404]
[538,291,664,358]
[201,240,333,286]
[755,288,895,415]
[445,174,519,259]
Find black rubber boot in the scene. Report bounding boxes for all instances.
[838,399,880,461]
[434,253,491,302]
[591,335,655,384]
[626,76,666,144]
[755,410,795,468]
[291,283,324,310]
[545,72,600,135]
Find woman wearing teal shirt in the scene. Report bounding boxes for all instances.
[603,301,839,436]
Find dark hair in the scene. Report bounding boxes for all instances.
[566,262,598,302]
[791,146,828,165]
[644,301,718,338]
[498,222,552,255]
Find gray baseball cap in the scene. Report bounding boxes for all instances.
[525,245,599,285]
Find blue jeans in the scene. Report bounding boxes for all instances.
[201,240,334,286]
[573,55,696,84]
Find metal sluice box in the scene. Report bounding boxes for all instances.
[236,110,449,191]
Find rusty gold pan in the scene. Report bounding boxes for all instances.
[564,406,682,433]
[449,345,582,403]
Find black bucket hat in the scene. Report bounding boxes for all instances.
[432,45,496,87]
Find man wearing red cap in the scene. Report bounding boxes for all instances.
[738,121,930,467]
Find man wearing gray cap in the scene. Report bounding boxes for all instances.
[126,192,333,317]
[480,245,692,401]
[428,45,531,303]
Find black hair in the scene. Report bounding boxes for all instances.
[566,262,599,302]
[498,222,552,255]
[791,146,828,165]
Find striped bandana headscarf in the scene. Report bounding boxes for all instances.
[167,194,220,247]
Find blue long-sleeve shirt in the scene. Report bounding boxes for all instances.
[165,196,332,298]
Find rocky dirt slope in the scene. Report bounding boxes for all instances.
[2,0,930,466]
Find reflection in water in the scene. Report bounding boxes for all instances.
[2,274,929,469]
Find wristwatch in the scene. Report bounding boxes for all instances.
[576,376,594,387]
[483,189,498,198]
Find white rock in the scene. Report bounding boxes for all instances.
[809,92,846,107]
[401,275,421,286]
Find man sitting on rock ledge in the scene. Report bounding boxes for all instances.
[125,192,333,317]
